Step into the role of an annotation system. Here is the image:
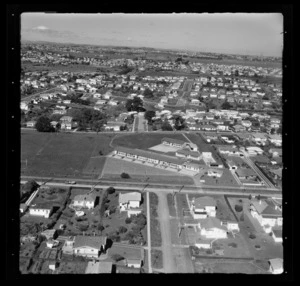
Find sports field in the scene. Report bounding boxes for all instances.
[21,131,115,178]
[111,133,188,150]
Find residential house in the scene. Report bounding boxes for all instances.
[246,146,264,156]
[218,146,240,156]
[60,116,74,130]
[46,239,60,249]
[268,258,283,274]
[73,235,108,258]
[221,220,240,233]
[269,148,282,158]
[104,122,126,131]
[250,199,282,233]
[251,133,268,145]
[41,229,57,240]
[241,120,252,128]
[199,217,228,239]
[235,168,258,180]
[175,149,201,161]
[267,134,282,146]
[161,137,186,148]
[207,169,223,178]
[191,196,217,219]
[29,205,53,218]
[271,229,283,243]
[26,121,36,128]
[201,125,217,131]
[183,162,202,172]
[119,192,142,217]
[73,193,97,209]
[233,125,246,132]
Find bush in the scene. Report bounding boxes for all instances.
[121,172,130,179]
[125,217,132,224]
[249,233,256,239]
[111,254,125,262]
[97,224,104,231]
[235,204,243,212]
[78,223,89,232]
[119,226,127,234]
[107,187,115,194]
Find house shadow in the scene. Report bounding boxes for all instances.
[105,238,113,252]
[94,196,100,207]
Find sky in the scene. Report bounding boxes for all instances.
[21,13,283,57]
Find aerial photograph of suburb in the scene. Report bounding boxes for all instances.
[18,12,285,275]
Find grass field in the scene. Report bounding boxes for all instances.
[111,133,188,150]
[21,132,115,178]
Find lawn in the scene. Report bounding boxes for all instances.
[111,133,188,150]
[166,193,177,217]
[57,261,88,274]
[151,249,163,269]
[21,132,114,178]
[193,259,268,274]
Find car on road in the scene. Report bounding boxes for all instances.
[65,181,76,184]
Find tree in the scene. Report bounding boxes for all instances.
[35,116,55,132]
[143,88,154,98]
[92,119,106,134]
[235,204,243,212]
[111,254,125,262]
[121,172,130,179]
[173,115,186,131]
[221,101,232,110]
[144,110,156,123]
[107,187,115,194]
[119,226,127,234]
[125,97,144,112]
[97,224,104,231]
[125,217,132,224]
[161,120,173,131]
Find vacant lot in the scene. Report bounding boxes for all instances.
[21,132,114,178]
[193,259,268,274]
[111,133,188,150]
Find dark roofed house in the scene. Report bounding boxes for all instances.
[235,168,257,179]
[73,235,107,258]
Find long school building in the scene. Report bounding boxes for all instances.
[113,146,203,172]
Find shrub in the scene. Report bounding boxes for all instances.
[235,204,243,212]
[249,233,256,239]
[107,187,115,194]
[111,254,125,262]
[78,223,89,232]
[121,172,130,179]
[125,217,132,224]
[119,226,127,234]
[97,224,104,231]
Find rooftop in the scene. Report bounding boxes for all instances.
[73,235,107,249]
[119,192,142,204]
[193,196,217,209]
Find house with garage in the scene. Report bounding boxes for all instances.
[235,168,258,180]
[161,137,186,148]
[119,192,142,217]
[175,149,201,161]
[191,196,217,219]
[73,193,97,209]
[199,217,228,239]
[29,204,53,218]
[250,199,282,233]
[72,235,108,258]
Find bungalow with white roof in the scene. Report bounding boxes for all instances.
[73,193,97,209]
[199,217,228,239]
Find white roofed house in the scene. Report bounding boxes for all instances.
[29,204,53,218]
[72,235,108,258]
[73,193,97,210]
[268,258,283,274]
[199,217,228,239]
[190,196,217,219]
[207,169,223,178]
[60,116,74,130]
[119,192,142,217]
[267,134,282,147]
[251,133,268,145]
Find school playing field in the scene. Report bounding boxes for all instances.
[21,131,115,179]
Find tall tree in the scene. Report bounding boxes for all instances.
[35,116,54,132]
[144,110,156,123]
